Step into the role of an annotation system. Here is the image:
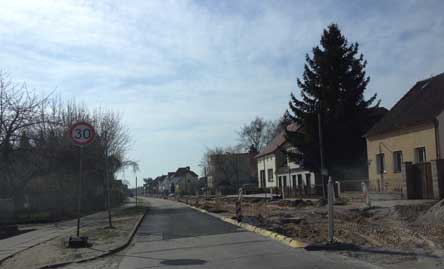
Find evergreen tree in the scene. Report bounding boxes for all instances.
[287,24,380,178]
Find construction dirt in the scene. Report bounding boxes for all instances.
[176,196,444,268]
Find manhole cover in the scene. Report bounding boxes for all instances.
[160,259,207,266]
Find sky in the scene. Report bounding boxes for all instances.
[0,0,443,187]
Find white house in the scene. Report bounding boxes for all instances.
[256,123,315,192]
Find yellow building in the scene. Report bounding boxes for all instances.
[366,72,444,198]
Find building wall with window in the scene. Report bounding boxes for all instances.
[256,149,290,188]
[257,155,277,188]
[277,172,315,189]
[436,110,444,159]
[366,123,437,192]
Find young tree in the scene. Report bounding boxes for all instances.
[287,24,380,178]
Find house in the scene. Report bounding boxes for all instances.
[157,175,168,194]
[159,172,174,194]
[207,152,257,194]
[366,72,444,199]
[256,123,315,194]
[171,166,199,195]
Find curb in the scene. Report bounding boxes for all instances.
[181,201,306,249]
[0,204,138,266]
[40,207,147,269]
[0,206,148,269]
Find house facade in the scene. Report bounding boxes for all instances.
[157,175,168,194]
[172,167,199,195]
[256,123,315,193]
[366,72,444,199]
[156,172,177,194]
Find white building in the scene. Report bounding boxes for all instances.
[256,123,315,192]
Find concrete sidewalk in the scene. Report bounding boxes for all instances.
[0,201,135,262]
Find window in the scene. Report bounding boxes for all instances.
[393,151,403,173]
[415,147,426,163]
[376,153,385,174]
[292,175,296,187]
[283,176,287,187]
[267,169,274,182]
[278,176,282,187]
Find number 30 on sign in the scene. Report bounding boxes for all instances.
[68,122,96,146]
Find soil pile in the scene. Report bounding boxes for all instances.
[416,199,444,224]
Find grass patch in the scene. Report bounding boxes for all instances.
[113,206,146,218]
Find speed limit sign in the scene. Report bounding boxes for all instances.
[68,121,96,146]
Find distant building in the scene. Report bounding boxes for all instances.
[158,172,175,194]
[256,123,315,193]
[207,152,257,194]
[171,167,199,195]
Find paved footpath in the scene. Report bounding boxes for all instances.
[0,202,134,262]
[63,198,379,269]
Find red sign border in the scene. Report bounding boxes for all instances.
[68,121,96,146]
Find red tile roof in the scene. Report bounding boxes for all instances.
[255,123,301,158]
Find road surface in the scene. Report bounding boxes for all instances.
[64,198,378,268]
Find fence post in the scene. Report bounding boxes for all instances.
[362,182,371,207]
[336,181,341,198]
[236,188,243,221]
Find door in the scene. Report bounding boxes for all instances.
[418,162,433,199]
[305,174,311,195]
[297,175,303,195]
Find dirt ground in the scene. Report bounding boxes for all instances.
[176,195,444,267]
[0,206,145,269]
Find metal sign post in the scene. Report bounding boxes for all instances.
[67,121,96,248]
[77,145,83,237]
[135,176,138,207]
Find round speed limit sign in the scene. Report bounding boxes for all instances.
[68,122,96,146]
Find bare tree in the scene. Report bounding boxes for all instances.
[237,116,276,152]
[0,73,50,205]
[0,74,137,220]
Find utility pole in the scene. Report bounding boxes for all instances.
[318,99,327,200]
[327,176,334,243]
[135,176,138,207]
[204,166,208,199]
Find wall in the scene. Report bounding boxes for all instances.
[209,153,255,192]
[257,154,277,188]
[366,123,437,192]
[276,171,315,188]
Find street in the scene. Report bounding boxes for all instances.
[64,198,378,269]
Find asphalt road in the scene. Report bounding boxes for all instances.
[65,198,379,269]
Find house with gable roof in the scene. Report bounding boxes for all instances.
[256,123,315,194]
[366,72,444,199]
